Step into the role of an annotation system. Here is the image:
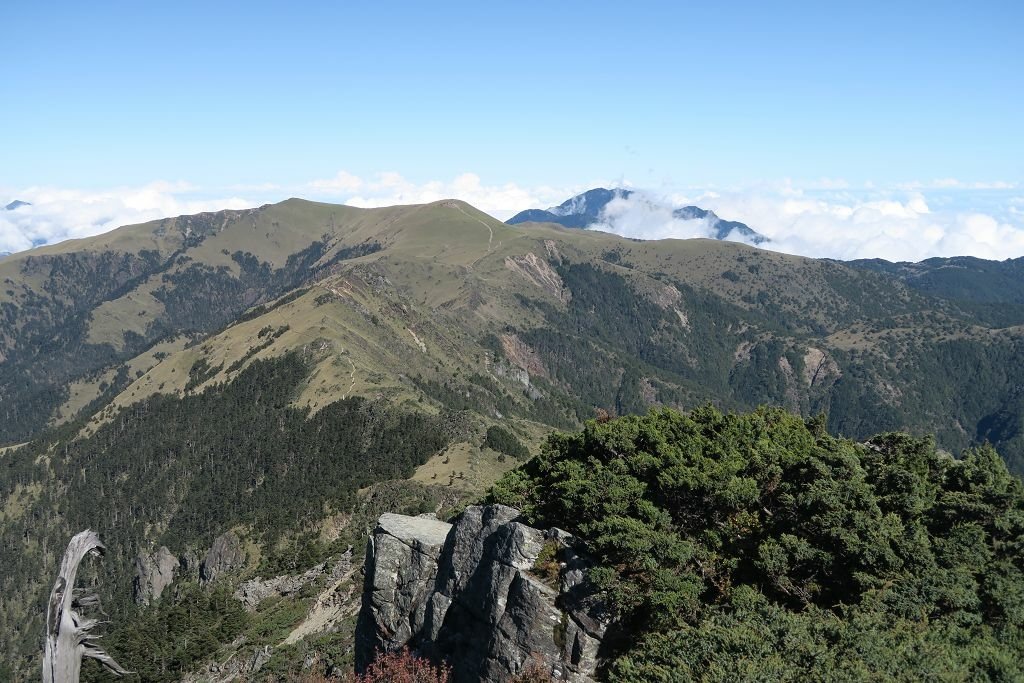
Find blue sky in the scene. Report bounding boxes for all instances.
[2,1,1023,260]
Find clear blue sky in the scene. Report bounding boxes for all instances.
[2,1,1022,189]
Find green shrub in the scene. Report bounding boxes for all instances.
[490,406,1024,680]
[484,425,530,459]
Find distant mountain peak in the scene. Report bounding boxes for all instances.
[4,200,31,211]
[547,187,632,218]
[507,188,766,243]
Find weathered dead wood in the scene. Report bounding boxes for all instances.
[43,530,129,682]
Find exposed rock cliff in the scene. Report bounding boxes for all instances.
[357,505,607,682]
[201,530,246,583]
[131,533,251,606]
[132,545,180,605]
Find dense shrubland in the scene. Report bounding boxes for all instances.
[490,406,1024,680]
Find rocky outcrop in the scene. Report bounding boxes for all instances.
[361,513,453,650]
[201,531,246,583]
[131,534,250,605]
[802,346,841,389]
[180,548,203,577]
[357,505,607,682]
[132,546,180,605]
[234,550,352,611]
[180,645,273,683]
[504,253,571,303]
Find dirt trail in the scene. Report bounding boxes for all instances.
[454,204,493,252]
[284,568,359,644]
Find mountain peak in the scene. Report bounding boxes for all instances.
[506,188,766,243]
[4,200,30,211]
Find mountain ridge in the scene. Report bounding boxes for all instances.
[4,195,1024,678]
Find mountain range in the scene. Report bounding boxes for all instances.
[2,196,1024,678]
[507,187,768,243]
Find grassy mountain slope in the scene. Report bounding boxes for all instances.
[3,197,1024,678]
[5,196,1024,471]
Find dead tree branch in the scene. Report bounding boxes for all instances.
[43,530,130,682]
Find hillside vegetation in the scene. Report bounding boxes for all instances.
[491,407,1024,680]
[0,353,454,675]
[3,197,1024,678]
[3,199,1023,473]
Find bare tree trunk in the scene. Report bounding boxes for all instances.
[43,530,130,682]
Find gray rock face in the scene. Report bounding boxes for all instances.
[357,505,607,682]
[362,513,453,650]
[132,546,180,605]
[181,644,272,683]
[234,551,352,611]
[201,531,246,583]
[179,549,203,579]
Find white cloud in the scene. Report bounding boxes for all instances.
[698,187,1024,261]
[0,182,251,254]
[588,192,722,241]
[3,174,1023,263]
[0,172,582,255]
[565,183,1024,261]
[305,171,577,220]
[308,171,364,194]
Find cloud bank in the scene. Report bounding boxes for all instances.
[306,171,572,220]
[692,184,1024,261]
[577,181,1024,262]
[0,172,573,255]
[0,182,251,254]
[588,193,724,241]
[3,173,1023,263]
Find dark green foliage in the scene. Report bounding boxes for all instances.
[515,263,736,416]
[330,240,383,262]
[80,582,248,683]
[849,255,1024,325]
[824,336,1024,470]
[483,425,530,459]
[413,372,520,416]
[508,260,1024,475]
[0,249,165,441]
[226,325,290,373]
[232,287,312,325]
[490,407,1024,680]
[153,243,327,332]
[0,353,449,676]
[727,339,803,407]
[184,357,223,391]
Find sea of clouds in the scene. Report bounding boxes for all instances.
[587,181,1024,262]
[3,173,1022,263]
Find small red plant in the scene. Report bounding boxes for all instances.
[349,648,451,683]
